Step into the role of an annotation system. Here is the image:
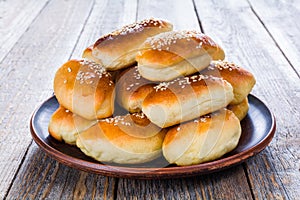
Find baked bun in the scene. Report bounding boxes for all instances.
[227,97,249,121]
[116,66,156,112]
[162,109,241,166]
[54,59,115,120]
[136,30,225,81]
[86,18,173,71]
[82,46,100,63]
[201,61,256,104]
[76,113,167,164]
[48,106,97,145]
[142,75,234,128]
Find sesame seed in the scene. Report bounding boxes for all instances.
[67,67,72,72]
[145,30,210,51]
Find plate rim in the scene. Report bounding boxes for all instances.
[30,94,276,179]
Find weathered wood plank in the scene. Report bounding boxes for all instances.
[136,0,200,30]
[194,0,300,199]
[116,0,253,199]
[0,0,49,62]
[248,0,300,76]
[3,0,138,199]
[0,0,95,198]
[5,144,116,200]
[117,166,252,200]
[71,0,138,59]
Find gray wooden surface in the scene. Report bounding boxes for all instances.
[0,0,299,199]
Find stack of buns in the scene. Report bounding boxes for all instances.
[49,18,256,166]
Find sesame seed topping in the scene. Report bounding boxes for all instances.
[209,61,240,71]
[176,127,181,131]
[145,30,210,51]
[65,109,70,113]
[63,80,67,84]
[94,18,167,46]
[153,75,211,91]
[67,67,72,72]
[75,60,110,85]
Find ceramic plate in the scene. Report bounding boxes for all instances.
[30,94,276,179]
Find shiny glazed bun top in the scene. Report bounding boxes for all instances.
[54,59,115,120]
[136,30,225,81]
[89,18,173,71]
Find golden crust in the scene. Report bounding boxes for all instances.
[227,97,249,121]
[76,113,167,164]
[162,109,241,166]
[48,106,97,144]
[90,18,173,71]
[54,59,115,120]
[115,66,156,112]
[201,61,256,104]
[142,75,234,128]
[93,18,173,48]
[136,30,225,67]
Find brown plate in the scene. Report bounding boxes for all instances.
[30,94,276,179]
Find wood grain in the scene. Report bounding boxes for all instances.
[0,0,49,62]
[117,166,252,200]
[136,0,200,30]
[0,0,94,198]
[5,144,116,200]
[248,0,300,76]
[71,0,138,59]
[194,0,300,199]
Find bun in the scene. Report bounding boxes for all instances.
[136,31,225,81]
[85,18,173,71]
[116,66,156,112]
[202,61,256,104]
[142,75,234,128]
[76,113,167,164]
[54,59,115,120]
[48,106,97,145]
[82,46,100,63]
[227,97,249,121]
[162,109,241,166]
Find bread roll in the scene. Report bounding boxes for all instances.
[116,66,156,112]
[86,18,173,71]
[136,30,225,81]
[82,46,100,63]
[76,113,167,164]
[201,61,256,105]
[142,75,234,128]
[227,97,249,121]
[163,109,241,166]
[54,59,115,120]
[48,106,97,145]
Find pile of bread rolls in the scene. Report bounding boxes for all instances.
[49,18,256,166]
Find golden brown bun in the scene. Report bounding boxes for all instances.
[76,113,167,164]
[163,109,241,166]
[48,106,97,145]
[116,66,156,112]
[54,59,115,120]
[86,18,173,71]
[136,30,225,81]
[142,75,234,128]
[82,46,101,63]
[227,97,249,121]
[201,61,256,105]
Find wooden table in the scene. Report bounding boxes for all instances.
[0,0,299,199]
